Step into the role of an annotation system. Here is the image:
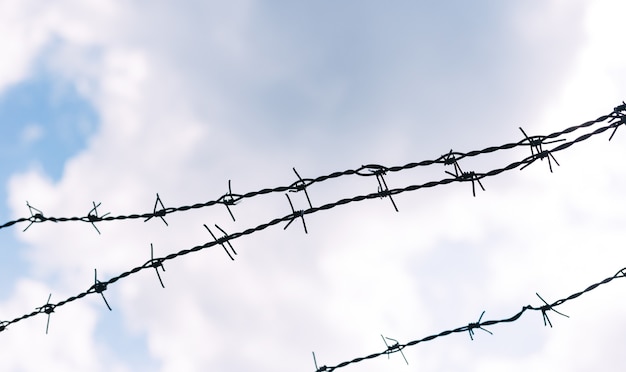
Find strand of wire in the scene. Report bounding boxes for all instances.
[0,111,623,333]
[311,267,626,371]
[2,103,624,232]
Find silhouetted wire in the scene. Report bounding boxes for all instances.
[311,268,626,371]
[2,103,624,232]
[0,104,625,372]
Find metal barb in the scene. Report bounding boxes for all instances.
[204,224,237,260]
[519,127,564,172]
[381,334,409,365]
[23,201,45,232]
[145,193,169,226]
[87,201,110,234]
[443,151,485,196]
[0,321,8,332]
[312,351,328,372]
[93,269,112,311]
[375,172,399,212]
[536,293,569,327]
[467,311,493,340]
[224,180,237,221]
[291,167,313,209]
[149,243,166,288]
[608,109,626,141]
[35,293,55,334]
[283,194,308,234]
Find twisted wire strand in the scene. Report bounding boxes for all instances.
[312,268,626,371]
[2,104,624,232]
[0,106,624,334]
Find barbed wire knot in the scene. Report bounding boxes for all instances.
[217,180,241,221]
[35,293,55,334]
[85,201,111,234]
[535,293,569,327]
[608,102,626,141]
[357,165,399,211]
[289,167,314,209]
[144,243,166,288]
[519,128,564,172]
[90,269,112,311]
[467,311,493,340]
[144,193,169,226]
[312,351,329,372]
[204,224,237,261]
[381,334,409,365]
[23,202,46,232]
[284,194,308,233]
[443,150,485,197]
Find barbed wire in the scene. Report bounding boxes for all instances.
[311,267,626,371]
[2,102,625,233]
[0,104,625,370]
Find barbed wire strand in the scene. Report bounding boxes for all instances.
[2,103,624,232]
[311,268,626,371]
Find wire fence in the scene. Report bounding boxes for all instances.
[3,102,625,232]
[0,103,625,370]
[311,267,626,371]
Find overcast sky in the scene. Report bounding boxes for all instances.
[1,1,626,371]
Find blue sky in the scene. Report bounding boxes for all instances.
[0,73,96,296]
[1,1,626,371]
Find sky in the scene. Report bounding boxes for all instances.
[0,0,626,371]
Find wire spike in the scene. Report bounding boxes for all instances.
[23,201,45,232]
[204,224,237,260]
[144,193,169,226]
[35,293,55,334]
[92,269,112,311]
[283,194,308,234]
[381,334,409,365]
[149,243,166,288]
[86,201,110,234]
[467,311,493,340]
[536,292,569,327]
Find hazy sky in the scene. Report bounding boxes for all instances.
[1,1,626,371]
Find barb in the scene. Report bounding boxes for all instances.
[284,194,307,234]
[466,310,493,340]
[23,202,45,232]
[218,180,239,222]
[608,101,626,141]
[358,165,399,212]
[312,351,328,372]
[442,150,485,197]
[204,224,237,261]
[518,127,565,173]
[290,167,314,209]
[2,103,623,231]
[89,269,112,311]
[35,293,55,334]
[86,202,110,234]
[381,334,409,365]
[535,292,569,327]
[144,193,170,226]
[145,243,166,288]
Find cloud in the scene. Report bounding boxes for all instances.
[2,1,626,371]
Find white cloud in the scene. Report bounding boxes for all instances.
[2,0,626,371]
